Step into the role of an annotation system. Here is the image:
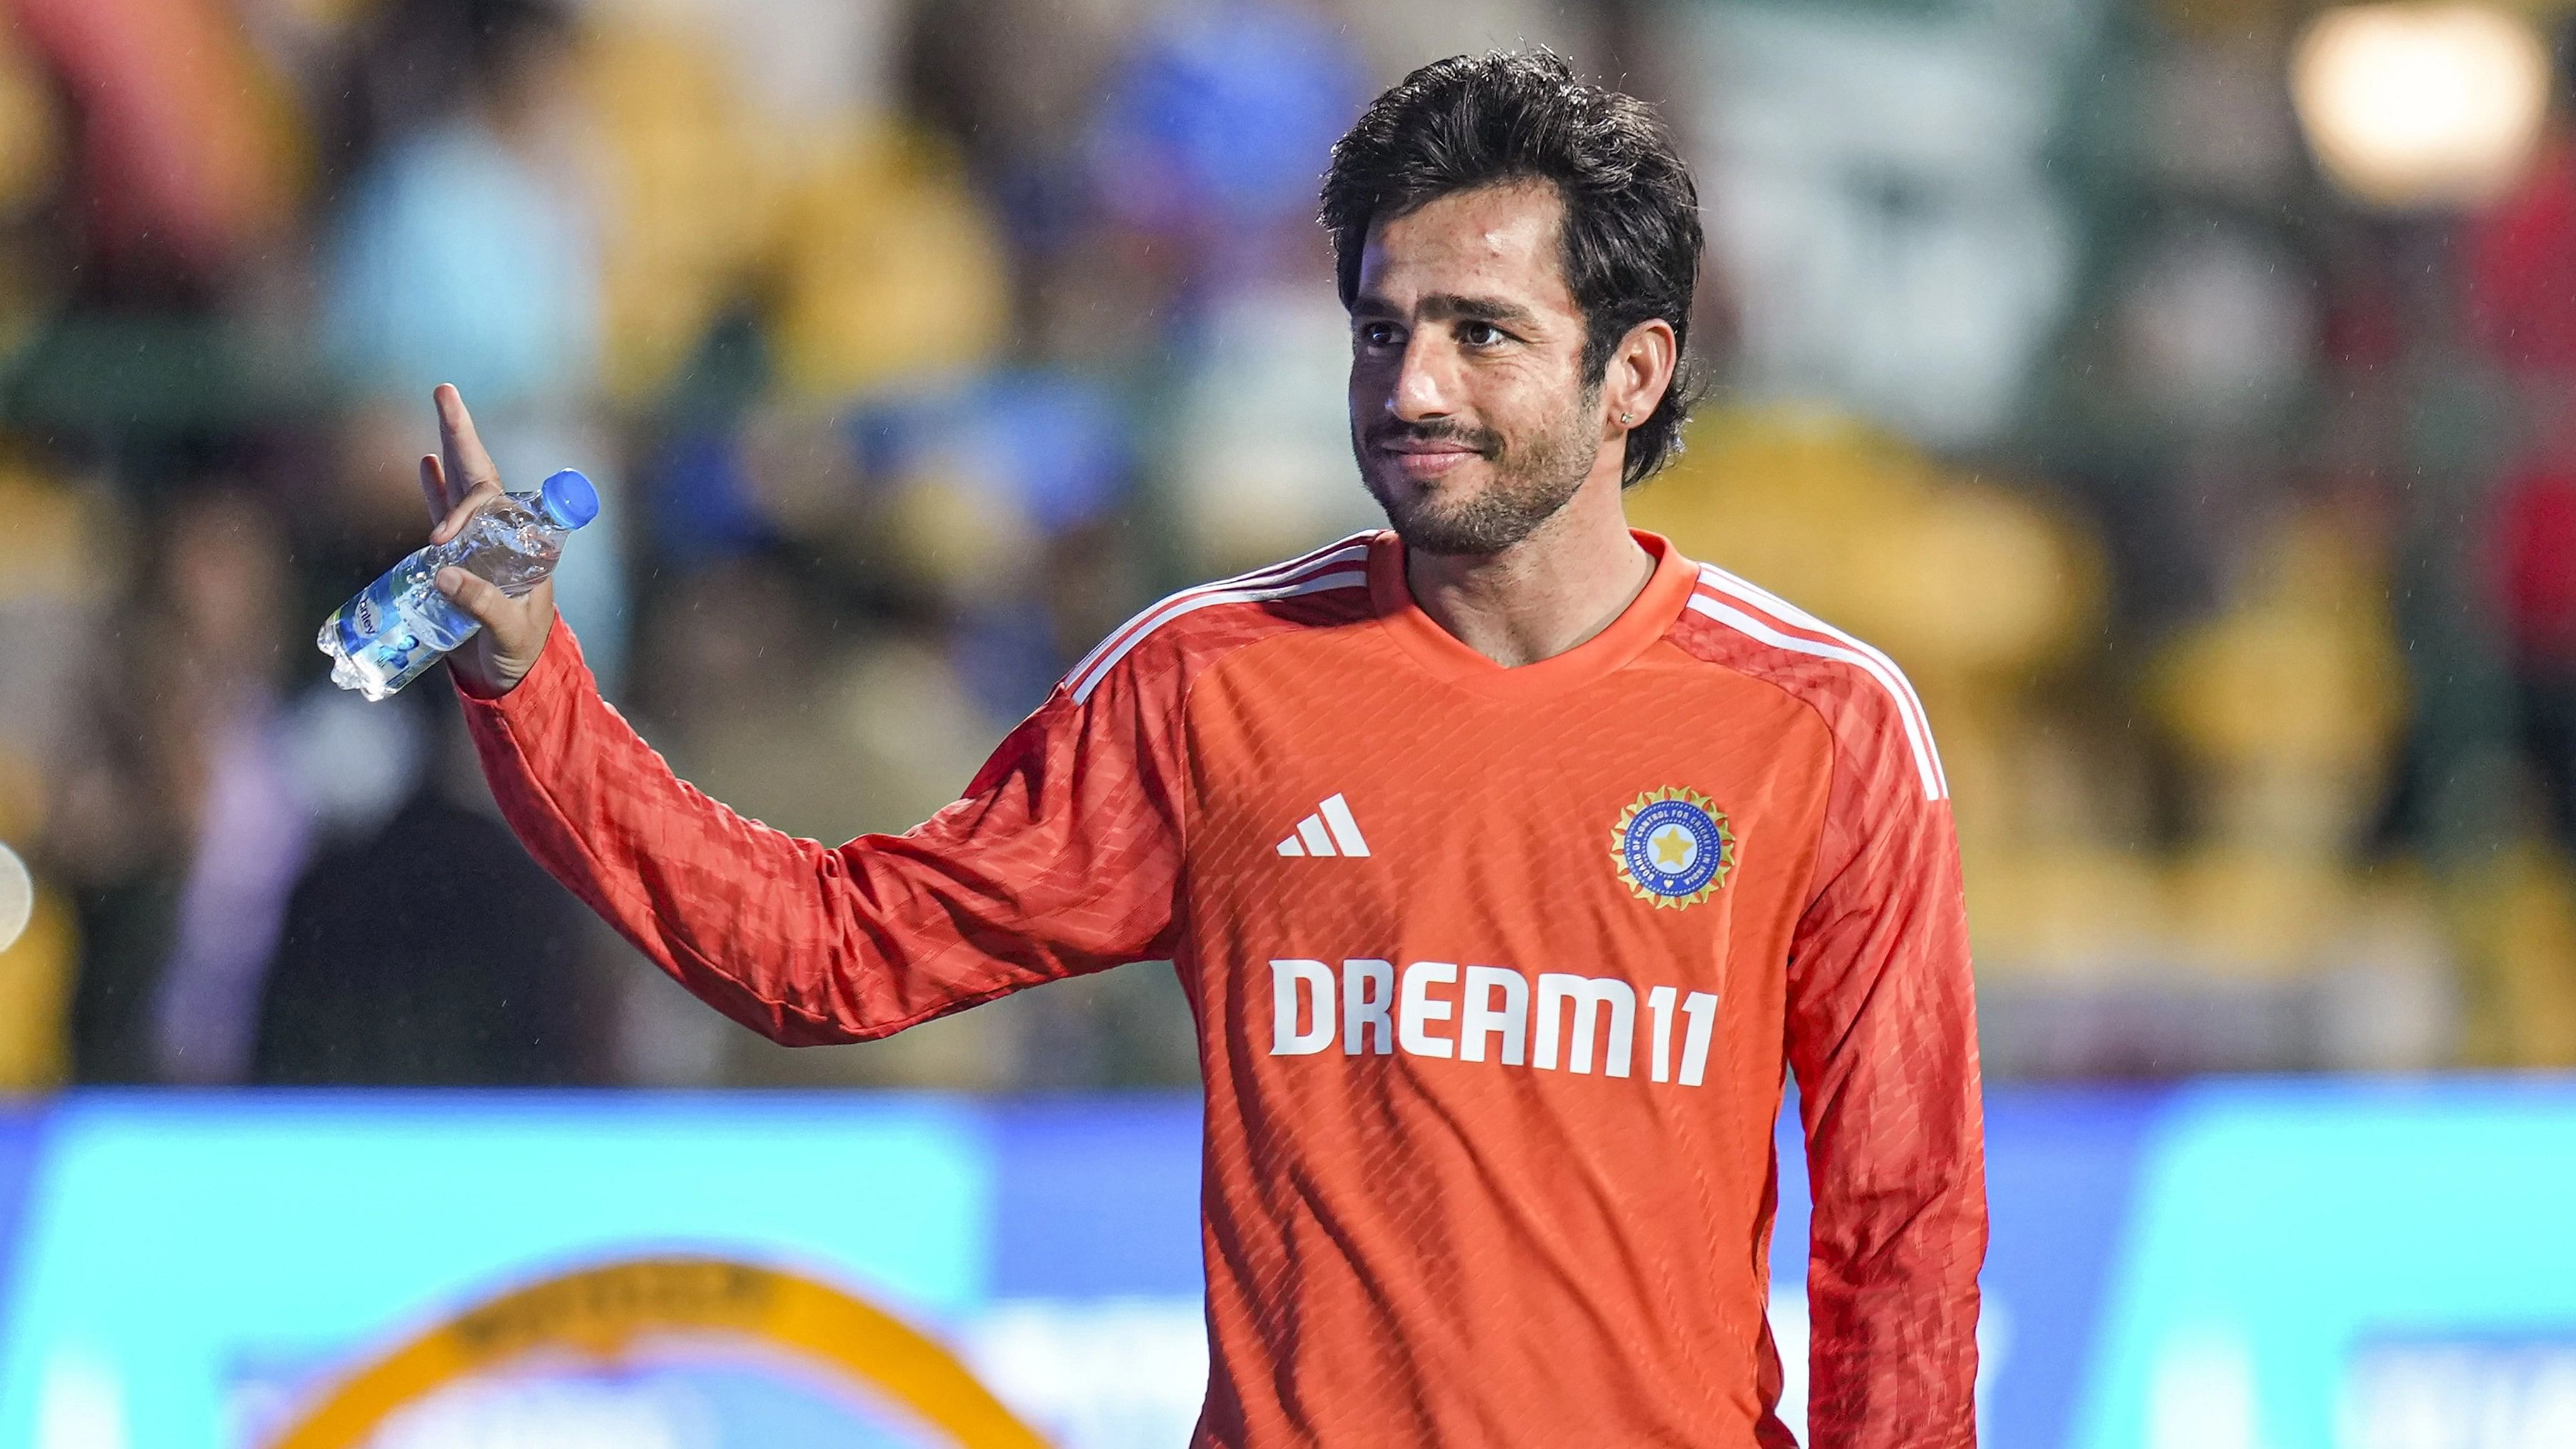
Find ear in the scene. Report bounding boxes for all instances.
[1601,318,1678,434]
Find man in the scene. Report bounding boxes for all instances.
[423,49,1984,1447]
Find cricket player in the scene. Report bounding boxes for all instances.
[420,48,1985,1448]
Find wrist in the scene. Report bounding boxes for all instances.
[451,657,524,701]
[454,614,561,701]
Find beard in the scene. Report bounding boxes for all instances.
[1356,389,1601,557]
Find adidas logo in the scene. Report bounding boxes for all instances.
[1276,794,1370,858]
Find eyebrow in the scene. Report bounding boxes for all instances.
[1350,292,1540,326]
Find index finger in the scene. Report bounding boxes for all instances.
[434,384,501,497]
[418,454,449,524]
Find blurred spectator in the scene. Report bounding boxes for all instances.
[769,125,1012,404]
[50,487,309,1084]
[1087,2,1362,288]
[1075,1,1383,571]
[2487,464,2576,842]
[2457,20,2576,1065]
[2472,32,2576,850]
[11,0,301,296]
[252,694,592,1086]
[169,494,316,1081]
[319,6,595,414]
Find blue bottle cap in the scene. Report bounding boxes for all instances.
[539,469,600,529]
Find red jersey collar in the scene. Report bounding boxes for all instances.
[1367,527,1699,697]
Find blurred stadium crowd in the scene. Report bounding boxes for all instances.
[0,0,2573,1091]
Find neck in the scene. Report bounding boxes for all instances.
[1404,465,1654,668]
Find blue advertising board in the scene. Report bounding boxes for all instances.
[0,1082,2565,1448]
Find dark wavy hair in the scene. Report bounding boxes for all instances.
[1321,49,1704,486]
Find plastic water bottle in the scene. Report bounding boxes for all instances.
[318,468,600,701]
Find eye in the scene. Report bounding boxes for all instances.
[1358,322,1402,350]
[1459,320,1507,347]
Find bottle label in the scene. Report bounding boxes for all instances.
[337,571,404,656]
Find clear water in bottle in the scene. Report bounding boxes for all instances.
[319,468,599,700]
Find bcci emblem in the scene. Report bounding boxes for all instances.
[1610,787,1737,910]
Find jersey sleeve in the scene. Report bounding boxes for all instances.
[1785,707,1987,1447]
[452,614,1186,1045]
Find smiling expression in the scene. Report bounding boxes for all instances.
[1347,181,1609,557]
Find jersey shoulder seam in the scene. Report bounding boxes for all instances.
[1669,561,1949,802]
[1062,533,1377,704]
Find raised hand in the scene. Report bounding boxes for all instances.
[416,383,556,697]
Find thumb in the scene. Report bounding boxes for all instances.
[434,566,511,627]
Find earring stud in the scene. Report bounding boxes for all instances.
[1620,412,1634,424]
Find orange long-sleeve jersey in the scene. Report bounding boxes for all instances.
[455,529,1986,1447]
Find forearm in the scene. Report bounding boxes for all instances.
[1804,1130,1985,1446]
[452,617,1011,1044]
[1792,797,1987,1443]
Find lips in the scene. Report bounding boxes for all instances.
[1372,426,1490,482]
[1379,444,1479,479]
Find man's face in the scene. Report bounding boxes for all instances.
[1348,181,1604,557]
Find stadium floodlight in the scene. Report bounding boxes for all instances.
[2290,3,2552,208]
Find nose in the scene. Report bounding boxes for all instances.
[1387,332,1459,423]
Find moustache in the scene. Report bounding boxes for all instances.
[1367,419,1503,455]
